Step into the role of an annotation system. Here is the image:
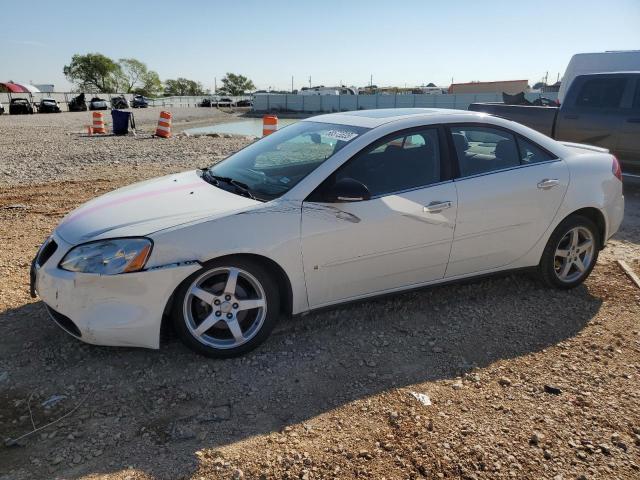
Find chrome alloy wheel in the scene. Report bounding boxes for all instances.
[183,267,267,349]
[553,226,595,283]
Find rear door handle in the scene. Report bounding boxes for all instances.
[627,118,640,123]
[537,179,560,190]
[423,201,452,213]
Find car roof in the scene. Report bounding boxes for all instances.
[305,108,489,128]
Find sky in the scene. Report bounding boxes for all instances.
[1,0,639,92]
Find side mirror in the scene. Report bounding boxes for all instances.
[323,178,371,203]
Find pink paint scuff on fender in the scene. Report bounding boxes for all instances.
[61,181,206,226]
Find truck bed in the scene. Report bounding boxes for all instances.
[467,103,559,137]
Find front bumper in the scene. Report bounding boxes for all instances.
[32,234,200,349]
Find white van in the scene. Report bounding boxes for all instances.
[558,50,640,103]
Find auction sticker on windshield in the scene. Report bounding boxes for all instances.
[323,130,359,142]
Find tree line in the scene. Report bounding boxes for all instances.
[63,53,255,97]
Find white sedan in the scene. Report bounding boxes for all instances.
[32,109,625,357]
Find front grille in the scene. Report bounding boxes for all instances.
[37,239,58,267]
[44,305,82,338]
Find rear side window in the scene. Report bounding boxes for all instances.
[517,137,554,164]
[334,128,441,197]
[575,78,626,108]
[451,126,520,177]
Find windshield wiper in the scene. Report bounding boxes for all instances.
[199,169,257,200]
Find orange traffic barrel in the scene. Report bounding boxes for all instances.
[262,115,278,136]
[155,111,172,138]
[92,112,106,134]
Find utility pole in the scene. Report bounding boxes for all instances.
[370,74,373,87]
[291,76,294,93]
[214,77,217,94]
[308,76,311,88]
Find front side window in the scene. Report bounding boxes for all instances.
[451,126,520,177]
[332,128,441,197]
[575,78,626,109]
[209,121,368,200]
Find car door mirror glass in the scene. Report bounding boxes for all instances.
[323,178,371,202]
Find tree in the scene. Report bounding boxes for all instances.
[164,78,205,96]
[117,58,162,97]
[63,53,122,92]
[135,71,163,97]
[117,58,147,92]
[217,73,255,96]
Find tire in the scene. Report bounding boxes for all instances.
[171,257,280,357]
[538,215,600,289]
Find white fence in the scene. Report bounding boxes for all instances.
[0,92,137,110]
[146,95,251,108]
[253,92,559,113]
[0,92,252,111]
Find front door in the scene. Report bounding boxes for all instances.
[617,77,640,169]
[556,74,631,155]
[300,127,457,308]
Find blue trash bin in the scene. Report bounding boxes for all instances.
[111,109,135,135]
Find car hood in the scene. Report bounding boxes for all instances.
[55,170,260,245]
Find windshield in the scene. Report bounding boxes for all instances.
[208,121,368,200]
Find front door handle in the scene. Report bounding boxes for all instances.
[627,118,640,123]
[564,114,579,120]
[537,178,560,190]
[424,201,452,213]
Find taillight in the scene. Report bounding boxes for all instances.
[612,155,622,182]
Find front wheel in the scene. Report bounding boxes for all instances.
[538,215,600,289]
[171,258,280,357]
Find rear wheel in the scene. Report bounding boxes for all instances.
[538,215,599,289]
[172,258,280,357]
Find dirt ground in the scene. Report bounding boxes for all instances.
[0,110,639,480]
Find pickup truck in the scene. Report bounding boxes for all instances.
[469,72,640,171]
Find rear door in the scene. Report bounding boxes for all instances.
[445,124,569,278]
[556,74,631,154]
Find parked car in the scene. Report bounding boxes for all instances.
[38,98,61,113]
[0,101,4,114]
[88,97,109,111]
[68,93,87,112]
[236,99,253,107]
[31,109,624,357]
[132,95,149,108]
[469,72,640,171]
[200,97,234,107]
[9,98,35,114]
[111,95,130,109]
[217,97,234,107]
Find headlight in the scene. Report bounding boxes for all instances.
[59,238,152,275]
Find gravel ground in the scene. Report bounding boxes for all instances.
[0,107,253,187]
[0,110,639,480]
